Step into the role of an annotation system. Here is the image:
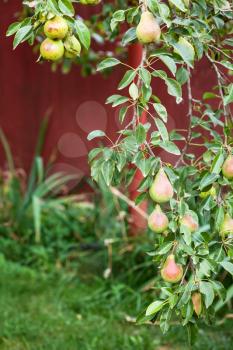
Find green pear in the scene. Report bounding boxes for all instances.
[161,254,183,283]
[44,16,68,40]
[222,155,233,180]
[220,214,233,237]
[40,38,64,61]
[192,292,202,316]
[180,214,199,233]
[136,11,161,44]
[148,205,169,233]
[64,35,81,58]
[149,168,173,203]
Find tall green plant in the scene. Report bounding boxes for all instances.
[0,119,77,243]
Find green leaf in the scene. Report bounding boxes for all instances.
[58,0,74,15]
[153,103,168,122]
[87,130,106,141]
[13,25,33,49]
[122,27,137,46]
[219,60,233,71]
[97,58,121,71]
[6,22,21,37]
[165,78,182,103]
[146,300,165,316]
[139,68,151,87]
[156,242,173,255]
[159,55,177,76]
[176,67,189,85]
[203,92,219,100]
[88,148,102,162]
[160,141,181,155]
[199,173,219,190]
[210,151,224,174]
[169,0,187,12]
[47,0,60,13]
[106,94,129,107]
[155,118,169,141]
[158,3,171,26]
[220,261,233,276]
[172,37,195,67]
[33,196,42,243]
[101,161,115,186]
[110,10,125,30]
[118,70,137,90]
[129,82,139,100]
[224,84,233,106]
[118,106,128,123]
[177,280,193,308]
[200,281,215,308]
[136,124,146,144]
[75,19,91,50]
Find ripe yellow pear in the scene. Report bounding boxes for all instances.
[44,16,69,39]
[192,292,202,316]
[136,11,161,44]
[148,205,169,233]
[149,168,174,203]
[222,155,233,180]
[161,254,183,283]
[40,38,64,61]
[220,214,233,237]
[180,214,199,233]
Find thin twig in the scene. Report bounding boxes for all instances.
[110,186,149,219]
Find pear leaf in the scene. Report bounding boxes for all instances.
[172,37,195,67]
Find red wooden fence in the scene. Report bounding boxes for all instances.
[0,1,217,182]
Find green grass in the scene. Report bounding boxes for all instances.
[0,254,232,350]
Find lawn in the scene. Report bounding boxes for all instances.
[0,254,232,350]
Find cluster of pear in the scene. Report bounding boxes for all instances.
[147,154,233,287]
[136,11,161,44]
[148,168,198,236]
[147,168,186,284]
[40,16,81,61]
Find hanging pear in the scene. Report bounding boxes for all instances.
[161,254,183,283]
[220,214,233,237]
[136,11,161,44]
[192,292,202,316]
[40,38,64,61]
[149,168,174,203]
[44,16,69,40]
[180,214,199,233]
[148,205,169,233]
[222,155,233,180]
